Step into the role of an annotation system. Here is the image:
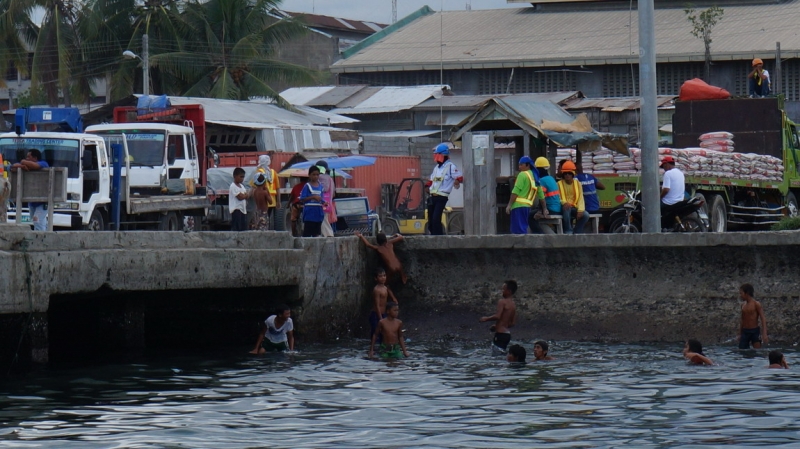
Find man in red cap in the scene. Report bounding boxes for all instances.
[660,155,685,218]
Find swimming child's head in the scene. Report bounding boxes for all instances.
[534,340,549,359]
[375,268,387,284]
[769,350,784,365]
[686,339,703,354]
[275,304,291,319]
[376,232,387,245]
[507,344,527,363]
[385,301,399,317]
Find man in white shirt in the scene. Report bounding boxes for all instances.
[660,156,685,219]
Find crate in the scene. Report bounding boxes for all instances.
[333,197,380,236]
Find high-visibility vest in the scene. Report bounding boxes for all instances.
[558,179,583,206]
[514,170,537,206]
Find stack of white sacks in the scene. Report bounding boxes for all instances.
[552,131,783,181]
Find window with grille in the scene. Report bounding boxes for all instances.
[477,68,577,95]
[657,62,703,95]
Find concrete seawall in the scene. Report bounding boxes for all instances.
[0,230,798,369]
[398,232,800,345]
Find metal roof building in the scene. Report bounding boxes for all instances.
[330,2,800,116]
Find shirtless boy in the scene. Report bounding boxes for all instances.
[768,350,789,369]
[369,268,398,340]
[533,341,554,361]
[479,280,518,352]
[369,302,409,359]
[683,339,714,365]
[739,283,768,349]
[355,231,407,284]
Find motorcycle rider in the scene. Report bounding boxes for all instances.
[660,156,686,224]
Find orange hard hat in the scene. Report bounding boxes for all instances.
[752,58,763,67]
[561,160,577,173]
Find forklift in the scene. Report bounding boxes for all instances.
[379,178,453,235]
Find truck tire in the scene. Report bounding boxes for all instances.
[83,209,105,231]
[707,194,727,232]
[786,192,798,217]
[273,207,288,231]
[158,211,182,231]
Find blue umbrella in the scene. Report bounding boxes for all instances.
[282,155,377,171]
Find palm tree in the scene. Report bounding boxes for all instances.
[0,0,36,95]
[154,0,318,104]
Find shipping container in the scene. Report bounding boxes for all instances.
[348,155,421,211]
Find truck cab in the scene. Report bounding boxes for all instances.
[0,131,111,228]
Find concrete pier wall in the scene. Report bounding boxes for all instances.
[1,230,799,369]
[398,233,800,345]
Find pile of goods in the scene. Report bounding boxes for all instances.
[553,131,783,181]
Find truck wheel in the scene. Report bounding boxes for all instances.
[159,211,181,231]
[707,195,727,232]
[83,209,105,231]
[786,192,798,217]
[273,207,288,231]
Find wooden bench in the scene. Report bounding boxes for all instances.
[533,213,602,234]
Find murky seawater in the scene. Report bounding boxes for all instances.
[1,341,799,448]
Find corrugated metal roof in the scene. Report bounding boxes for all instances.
[332,3,800,72]
[282,11,388,34]
[279,86,337,106]
[165,96,355,126]
[565,95,675,110]
[360,130,441,138]
[329,85,449,114]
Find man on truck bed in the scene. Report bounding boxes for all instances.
[659,156,685,218]
[748,58,771,98]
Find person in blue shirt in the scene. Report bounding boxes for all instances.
[528,157,560,234]
[12,149,50,231]
[576,163,605,214]
[299,165,326,237]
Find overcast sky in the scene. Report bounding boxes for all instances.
[279,0,523,24]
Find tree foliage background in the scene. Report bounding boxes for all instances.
[0,0,318,106]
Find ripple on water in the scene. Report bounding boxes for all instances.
[2,342,800,448]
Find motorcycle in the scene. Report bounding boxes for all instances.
[608,190,708,233]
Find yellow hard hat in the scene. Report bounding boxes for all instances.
[752,58,763,67]
[535,157,550,168]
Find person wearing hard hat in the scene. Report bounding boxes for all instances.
[557,160,589,234]
[505,156,545,234]
[425,143,463,235]
[748,58,771,98]
[529,157,559,234]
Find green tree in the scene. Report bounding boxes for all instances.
[685,5,724,81]
[154,0,318,104]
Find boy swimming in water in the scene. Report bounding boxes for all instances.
[369,268,398,340]
[369,302,409,359]
[507,344,527,363]
[683,339,714,365]
[533,341,554,361]
[768,350,789,369]
[479,280,517,352]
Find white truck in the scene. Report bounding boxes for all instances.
[1,108,208,230]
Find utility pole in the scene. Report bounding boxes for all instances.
[392,0,397,23]
[639,0,660,233]
[775,42,782,96]
[142,34,150,96]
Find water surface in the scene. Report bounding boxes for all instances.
[1,341,798,448]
